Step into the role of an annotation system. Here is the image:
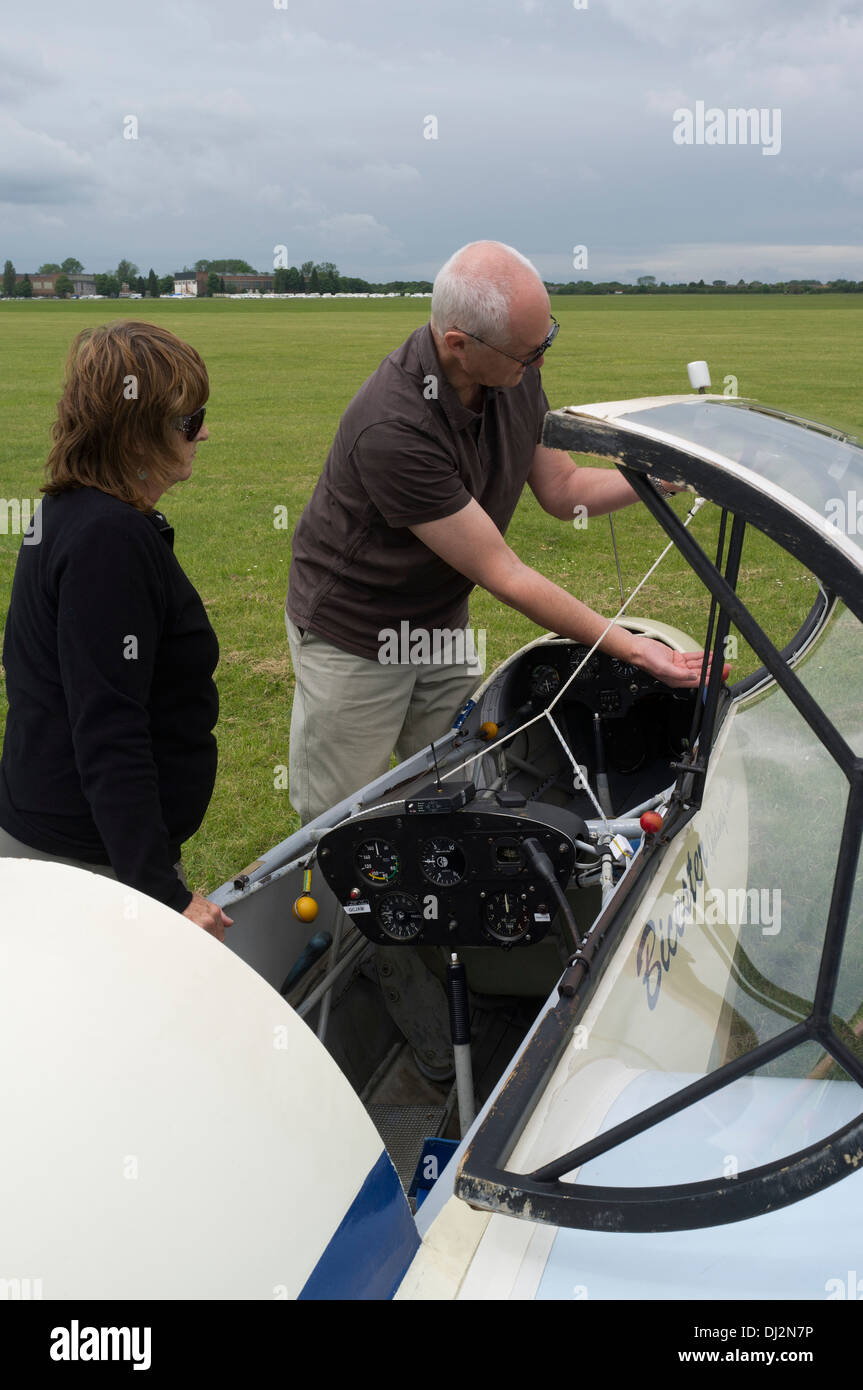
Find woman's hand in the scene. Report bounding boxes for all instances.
[182,891,233,942]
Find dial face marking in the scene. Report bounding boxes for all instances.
[377,892,423,941]
[570,645,600,678]
[420,837,466,887]
[484,890,531,943]
[530,663,561,698]
[610,657,638,678]
[354,839,400,886]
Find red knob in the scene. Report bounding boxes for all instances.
[640,811,663,834]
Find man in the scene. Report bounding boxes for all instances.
[286,240,704,825]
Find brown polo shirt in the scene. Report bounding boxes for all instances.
[286,323,549,660]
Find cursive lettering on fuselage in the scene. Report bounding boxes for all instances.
[636,838,709,1010]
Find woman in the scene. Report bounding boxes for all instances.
[0,320,231,940]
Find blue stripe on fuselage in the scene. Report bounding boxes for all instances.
[298,1150,420,1300]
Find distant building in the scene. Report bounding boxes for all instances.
[173,273,200,297]
[14,272,97,297]
[173,270,275,296]
[20,272,59,297]
[219,272,274,293]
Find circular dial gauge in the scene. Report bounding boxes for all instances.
[530,664,561,698]
[484,890,531,944]
[354,838,400,886]
[377,892,423,942]
[571,646,600,679]
[610,657,638,679]
[420,837,466,887]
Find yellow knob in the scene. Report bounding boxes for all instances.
[480,721,499,740]
[293,894,319,923]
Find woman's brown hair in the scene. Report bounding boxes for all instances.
[43,320,209,509]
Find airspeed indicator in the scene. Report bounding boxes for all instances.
[354,839,400,886]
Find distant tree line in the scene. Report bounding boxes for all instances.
[4,256,862,300]
[547,275,863,295]
[194,258,434,296]
[2,254,435,298]
[90,263,170,298]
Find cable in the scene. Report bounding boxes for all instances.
[438,497,707,807]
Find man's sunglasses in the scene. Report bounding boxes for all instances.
[173,405,207,441]
[452,316,559,368]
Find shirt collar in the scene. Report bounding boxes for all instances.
[146,508,175,549]
[416,323,499,432]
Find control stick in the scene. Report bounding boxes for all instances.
[446,953,476,1137]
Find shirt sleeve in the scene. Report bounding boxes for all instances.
[55,517,193,912]
[352,420,473,527]
[536,377,551,443]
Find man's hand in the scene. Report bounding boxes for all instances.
[182,891,233,942]
[630,637,726,689]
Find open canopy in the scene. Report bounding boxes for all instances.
[455,394,863,1233]
[545,394,863,621]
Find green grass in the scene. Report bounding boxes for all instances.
[1,294,861,892]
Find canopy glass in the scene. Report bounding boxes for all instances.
[617,399,863,550]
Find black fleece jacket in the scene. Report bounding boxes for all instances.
[0,487,219,911]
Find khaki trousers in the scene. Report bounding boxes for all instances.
[286,616,482,824]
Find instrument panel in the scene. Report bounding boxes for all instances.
[317,806,581,949]
[522,642,678,717]
[511,640,698,784]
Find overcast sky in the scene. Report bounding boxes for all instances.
[2,0,861,283]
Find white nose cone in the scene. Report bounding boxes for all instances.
[687,360,712,391]
[0,859,412,1299]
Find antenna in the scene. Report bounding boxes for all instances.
[608,513,626,609]
[429,740,443,791]
[687,360,711,394]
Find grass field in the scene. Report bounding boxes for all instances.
[1,293,860,892]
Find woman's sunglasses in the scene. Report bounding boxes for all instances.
[173,405,207,441]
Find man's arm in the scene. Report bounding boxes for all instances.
[409,499,708,689]
[527,443,681,520]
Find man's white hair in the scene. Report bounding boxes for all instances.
[430,241,544,342]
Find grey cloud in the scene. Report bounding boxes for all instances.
[1,0,860,281]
